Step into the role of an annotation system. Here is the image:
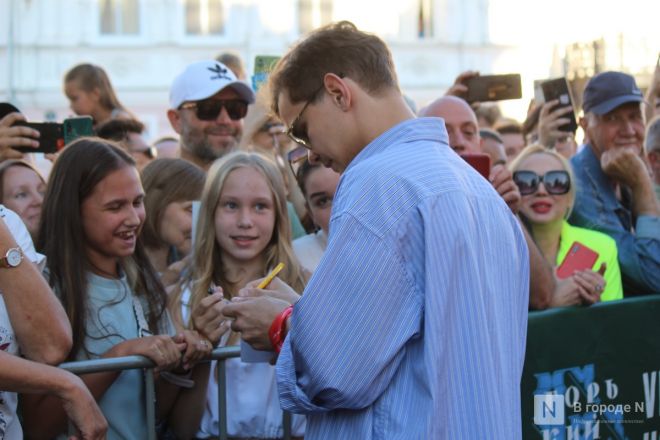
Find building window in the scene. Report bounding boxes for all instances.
[185,0,224,36]
[298,0,332,35]
[418,0,433,38]
[100,0,140,35]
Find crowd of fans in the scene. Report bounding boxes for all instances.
[0,24,658,439]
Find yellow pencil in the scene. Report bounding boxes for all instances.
[258,262,285,289]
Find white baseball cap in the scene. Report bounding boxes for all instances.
[169,60,255,109]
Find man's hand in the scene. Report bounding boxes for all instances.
[0,112,39,160]
[59,372,108,440]
[223,296,291,351]
[490,164,521,213]
[239,276,301,305]
[600,148,649,189]
[444,71,479,99]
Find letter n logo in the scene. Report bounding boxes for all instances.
[534,394,565,425]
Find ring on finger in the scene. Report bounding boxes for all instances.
[595,284,603,292]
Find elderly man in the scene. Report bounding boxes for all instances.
[570,71,660,296]
[420,95,554,309]
[222,21,529,439]
[167,60,255,170]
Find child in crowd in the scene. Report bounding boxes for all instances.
[22,138,211,439]
[292,156,341,273]
[64,63,132,128]
[510,144,623,306]
[171,151,306,439]
[140,158,205,287]
[0,159,45,241]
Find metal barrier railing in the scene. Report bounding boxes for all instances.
[59,346,292,440]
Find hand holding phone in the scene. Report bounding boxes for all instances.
[0,112,40,157]
[556,241,599,279]
[540,78,578,133]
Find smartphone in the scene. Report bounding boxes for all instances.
[465,74,522,103]
[12,122,65,153]
[63,116,93,144]
[460,152,491,179]
[252,55,281,92]
[556,241,599,279]
[541,78,578,133]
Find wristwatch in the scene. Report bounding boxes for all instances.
[0,247,23,268]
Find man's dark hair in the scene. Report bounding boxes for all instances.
[479,128,503,144]
[269,21,398,115]
[494,118,523,135]
[96,118,145,142]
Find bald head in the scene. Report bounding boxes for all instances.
[419,96,480,154]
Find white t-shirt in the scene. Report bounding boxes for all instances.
[0,205,45,439]
[180,286,306,438]
[292,230,327,274]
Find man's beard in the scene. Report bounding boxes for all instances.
[182,126,239,163]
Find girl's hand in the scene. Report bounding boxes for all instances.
[191,290,231,346]
[173,330,212,370]
[240,276,301,305]
[110,335,187,372]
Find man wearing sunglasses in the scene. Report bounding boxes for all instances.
[570,71,660,296]
[167,60,255,170]
[419,96,555,310]
[223,21,529,440]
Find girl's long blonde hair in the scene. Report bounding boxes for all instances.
[171,151,306,328]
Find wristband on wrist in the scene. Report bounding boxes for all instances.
[268,306,293,353]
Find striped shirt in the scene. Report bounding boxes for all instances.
[276,117,530,439]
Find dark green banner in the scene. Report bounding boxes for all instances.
[522,296,660,439]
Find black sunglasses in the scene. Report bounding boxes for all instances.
[179,99,248,121]
[513,170,571,195]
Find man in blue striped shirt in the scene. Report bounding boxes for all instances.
[225,21,530,439]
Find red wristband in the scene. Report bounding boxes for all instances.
[268,306,293,353]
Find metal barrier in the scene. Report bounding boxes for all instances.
[59,346,293,440]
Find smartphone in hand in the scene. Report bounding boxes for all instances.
[12,122,64,153]
[556,241,599,279]
[460,152,491,179]
[465,74,522,103]
[541,78,578,133]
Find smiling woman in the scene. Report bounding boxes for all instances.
[0,160,46,241]
[169,151,307,438]
[22,137,213,439]
[510,144,623,307]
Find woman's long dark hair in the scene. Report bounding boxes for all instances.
[37,137,167,359]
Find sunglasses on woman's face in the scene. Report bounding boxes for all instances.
[512,170,571,195]
[179,99,248,121]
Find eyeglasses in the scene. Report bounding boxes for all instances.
[179,99,248,121]
[513,170,571,195]
[286,83,325,149]
[286,145,308,177]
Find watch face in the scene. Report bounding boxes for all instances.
[7,249,22,267]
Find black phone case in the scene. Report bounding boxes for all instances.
[12,122,64,153]
[541,78,578,133]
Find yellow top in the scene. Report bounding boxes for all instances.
[556,221,623,301]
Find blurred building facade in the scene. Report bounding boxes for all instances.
[1,0,658,139]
